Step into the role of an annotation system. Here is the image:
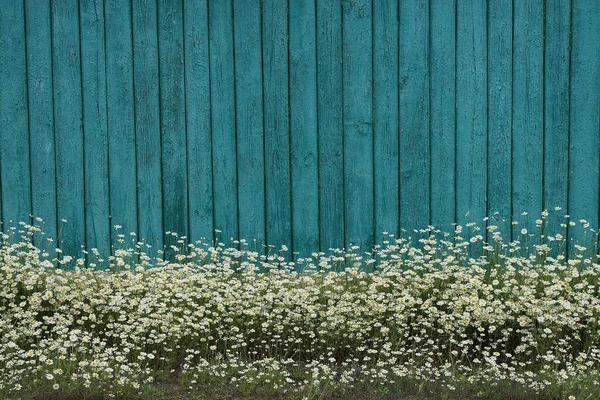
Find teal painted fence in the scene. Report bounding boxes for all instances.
[0,0,599,258]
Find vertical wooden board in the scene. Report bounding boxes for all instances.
[373,0,399,243]
[208,0,238,244]
[158,0,188,250]
[456,0,486,230]
[105,0,137,246]
[0,141,1,229]
[0,1,31,226]
[233,0,265,250]
[25,0,57,243]
[544,0,570,247]
[569,0,600,248]
[430,0,456,233]
[316,0,344,252]
[487,0,512,241]
[52,0,85,257]
[399,0,429,233]
[342,0,373,250]
[184,0,213,243]
[512,0,544,239]
[133,0,163,256]
[263,0,292,252]
[80,0,111,259]
[0,147,2,229]
[290,0,319,258]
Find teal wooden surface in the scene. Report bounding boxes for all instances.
[316,0,344,252]
[51,0,85,257]
[512,0,544,240]
[400,0,429,234]
[209,0,238,244]
[456,0,487,233]
[263,0,292,253]
[159,0,188,254]
[25,0,57,245]
[290,0,319,257]
[569,0,600,251]
[343,0,373,250]
[234,0,266,250]
[133,0,163,257]
[373,0,399,245]
[80,0,111,259]
[0,1,31,227]
[430,0,455,232]
[106,0,137,245]
[0,0,599,259]
[488,0,512,241]
[184,0,213,243]
[544,0,571,250]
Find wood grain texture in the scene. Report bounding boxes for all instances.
[456,0,487,230]
[25,0,57,245]
[133,0,163,257]
[373,0,399,243]
[1,2,599,259]
[568,0,600,250]
[263,0,291,252]
[105,0,137,244]
[544,0,571,250]
[430,0,456,233]
[317,0,344,253]
[233,0,265,250]
[400,0,429,233]
[208,0,238,245]
[184,0,214,243]
[158,0,188,254]
[290,0,319,258]
[0,1,31,227]
[487,0,512,241]
[80,0,111,259]
[52,0,85,257]
[343,0,373,251]
[512,0,544,239]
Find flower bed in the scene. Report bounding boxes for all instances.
[0,213,599,399]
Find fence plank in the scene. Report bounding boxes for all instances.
[430,0,456,233]
[80,0,111,260]
[0,1,31,228]
[456,0,486,232]
[209,0,238,245]
[487,0,512,241]
[105,0,137,246]
[133,0,163,257]
[544,0,571,249]
[400,0,430,234]
[233,0,265,251]
[25,0,57,246]
[568,0,600,250]
[184,0,214,243]
[343,0,373,251]
[512,0,544,239]
[52,0,85,257]
[373,0,399,244]
[317,0,344,253]
[263,0,292,253]
[290,0,319,258]
[158,0,188,255]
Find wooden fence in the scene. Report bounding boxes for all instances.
[0,0,599,258]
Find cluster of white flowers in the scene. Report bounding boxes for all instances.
[0,211,599,399]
